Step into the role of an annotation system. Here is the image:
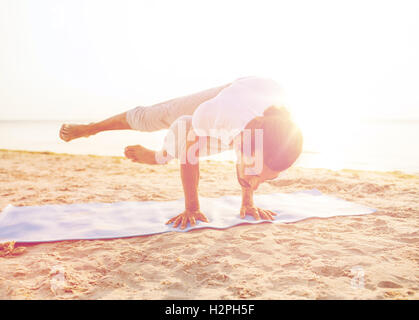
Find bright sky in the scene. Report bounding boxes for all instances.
[1,0,418,124]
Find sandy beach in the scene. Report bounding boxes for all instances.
[0,149,417,299]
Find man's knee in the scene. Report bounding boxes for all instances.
[126,106,170,132]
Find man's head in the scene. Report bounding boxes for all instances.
[236,106,303,190]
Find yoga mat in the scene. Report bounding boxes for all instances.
[0,189,375,243]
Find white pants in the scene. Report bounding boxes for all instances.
[126,83,232,161]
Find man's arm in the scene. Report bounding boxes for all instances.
[166,134,209,229]
[181,160,200,212]
[241,186,254,208]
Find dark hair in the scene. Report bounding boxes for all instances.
[261,106,303,171]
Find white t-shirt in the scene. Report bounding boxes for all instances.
[191,76,283,146]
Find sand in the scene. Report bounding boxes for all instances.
[0,149,417,300]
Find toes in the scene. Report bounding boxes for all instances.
[124,147,137,160]
[59,125,70,141]
[124,145,154,164]
[59,124,80,142]
[124,146,136,154]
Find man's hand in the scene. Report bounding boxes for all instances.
[240,205,277,221]
[166,209,209,229]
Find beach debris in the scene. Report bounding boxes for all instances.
[49,265,68,295]
[0,241,26,257]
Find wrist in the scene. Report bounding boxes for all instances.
[185,200,200,211]
[241,201,254,208]
[241,187,254,207]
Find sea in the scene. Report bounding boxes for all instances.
[0,119,418,174]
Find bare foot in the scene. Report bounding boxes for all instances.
[59,124,94,142]
[124,145,158,164]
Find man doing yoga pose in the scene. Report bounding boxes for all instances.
[59,76,303,229]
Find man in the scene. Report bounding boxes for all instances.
[59,76,303,229]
